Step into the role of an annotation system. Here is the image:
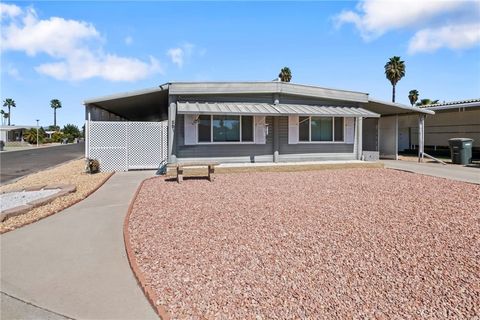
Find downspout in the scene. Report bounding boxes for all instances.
[168,95,177,163]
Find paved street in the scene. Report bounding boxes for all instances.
[0,143,85,184]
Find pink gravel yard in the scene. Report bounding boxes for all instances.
[128,168,480,319]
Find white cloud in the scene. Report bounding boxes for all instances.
[124,36,133,45]
[408,23,480,53]
[0,3,22,19]
[4,64,21,80]
[167,47,185,67]
[166,42,198,68]
[1,5,163,81]
[334,0,480,53]
[335,0,465,40]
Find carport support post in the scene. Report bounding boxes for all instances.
[273,93,280,162]
[168,97,177,163]
[418,114,425,162]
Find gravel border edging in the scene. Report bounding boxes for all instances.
[1,184,77,222]
[0,172,114,235]
[123,176,170,320]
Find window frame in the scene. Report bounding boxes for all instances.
[298,116,346,144]
[197,115,256,144]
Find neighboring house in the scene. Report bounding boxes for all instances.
[398,99,480,155]
[84,81,432,171]
[0,125,37,143]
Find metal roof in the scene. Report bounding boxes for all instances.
[366,99,434,115]
[424,98,480,111]
[177,102,380,118]
[169,82,369,103]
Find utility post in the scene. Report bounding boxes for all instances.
[36,119,40,147]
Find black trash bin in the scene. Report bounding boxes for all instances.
[448,138,473,165]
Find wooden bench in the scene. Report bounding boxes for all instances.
[171,162,219,183]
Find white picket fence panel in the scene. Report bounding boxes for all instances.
[86,120,167,172]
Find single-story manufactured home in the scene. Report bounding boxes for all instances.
[84,81,433,171]
[0,125,37,143]
[398,99,479,157]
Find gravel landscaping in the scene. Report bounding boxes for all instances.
[128,168,480,319]
[0,159,112,233]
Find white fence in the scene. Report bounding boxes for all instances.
[86,121,168,172]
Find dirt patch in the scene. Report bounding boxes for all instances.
[0,159,112,233]
[128,168,480,319]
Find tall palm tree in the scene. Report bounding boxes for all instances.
[0,110,9,126]
[384,56,406,103]
[50,99,62,129]
[2,98,16,125]
[278,67,292,82]
[408,89,419,106]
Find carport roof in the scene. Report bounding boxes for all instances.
[177,102,380,117]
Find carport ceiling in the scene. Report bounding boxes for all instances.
[85,89,169,121]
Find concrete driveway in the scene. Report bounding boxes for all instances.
[383,160,480,184]
[0,143,85,184]
[1,171,158,320]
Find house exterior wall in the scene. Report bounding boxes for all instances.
[175,114,357,163]
[398,108,480,150]
[175,114,275,162]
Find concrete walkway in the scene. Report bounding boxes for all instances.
[383,160,480,184]
[1,171,158,320]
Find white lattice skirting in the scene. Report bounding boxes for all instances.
[86,121,168,172]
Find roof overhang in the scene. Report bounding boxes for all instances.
[83,86,169,121]
[177,102,380,118]
[365,99,434,115]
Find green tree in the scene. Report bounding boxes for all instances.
[62,124,81,138]
[278,67,292,82]
[23,128,45,144]
[50,99,62,128]
[408,89,419,106]
[47,125,60,132]
[2,98,16,125]
[384,56,406,103]
[416,99,439,107]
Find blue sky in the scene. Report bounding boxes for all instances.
[1,1,480,128]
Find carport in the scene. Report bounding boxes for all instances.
[83,87,170,171]
[361,99,434,160]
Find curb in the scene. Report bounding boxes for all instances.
[0,172,114,234]
[123,176,170,320]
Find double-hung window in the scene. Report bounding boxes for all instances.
[198,115,254,143]
[299,116,344,142]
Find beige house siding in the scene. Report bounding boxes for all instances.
[398,108,480,150]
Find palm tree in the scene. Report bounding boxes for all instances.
[408,89,419,106]
[50,99,62,128]
[278,67,292,82]
[416,99,439,107]
[2,98,16,125]
[384,56,406,103]
[0,110,9,126]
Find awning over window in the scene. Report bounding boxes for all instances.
[177,102,380,118]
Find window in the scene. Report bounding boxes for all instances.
[198,115,211,142]
[334,117,344,141]
[197,115,254,143]
[298,116,344,142]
